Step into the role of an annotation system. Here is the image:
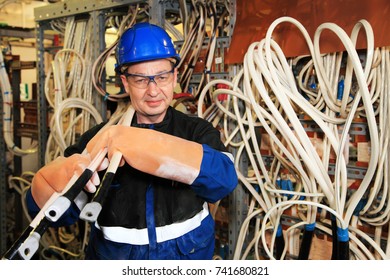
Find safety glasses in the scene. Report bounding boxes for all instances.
[122,68,175,89]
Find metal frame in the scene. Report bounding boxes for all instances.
[0,58,6,256]
[34,0,145,22]
[0,57,36,255]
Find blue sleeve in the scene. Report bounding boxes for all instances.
[191,144,238,203]
[25,188,81,227]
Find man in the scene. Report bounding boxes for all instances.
[27,22,238,260]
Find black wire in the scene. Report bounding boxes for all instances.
[298,229,314,260]
[275,234,285,260]
[337,240,350,260]
[331,215,338,260]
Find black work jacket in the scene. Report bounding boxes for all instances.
[64,106,228,229]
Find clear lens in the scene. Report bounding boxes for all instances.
[124,69,174,89]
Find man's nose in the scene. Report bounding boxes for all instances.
[146,79,159,95]
[147,77,158,87]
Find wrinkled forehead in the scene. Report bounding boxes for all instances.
[121,58,176,74]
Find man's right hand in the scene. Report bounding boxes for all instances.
[31,154,108,208]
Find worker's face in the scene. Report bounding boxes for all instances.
[121,59,177,124]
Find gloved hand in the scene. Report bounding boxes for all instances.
[86,125,203,184]
[31,154,109,208]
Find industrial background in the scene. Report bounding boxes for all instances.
[1,0,390,260]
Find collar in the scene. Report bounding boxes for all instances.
[131,106,172,130]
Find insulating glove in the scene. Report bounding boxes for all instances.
[31,154,109,208]
[86,125,203,185]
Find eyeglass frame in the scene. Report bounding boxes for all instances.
[121,68,175,89]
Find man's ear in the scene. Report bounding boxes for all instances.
[173,68,179,85]
[120,74,128,86]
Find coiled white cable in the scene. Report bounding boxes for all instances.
[198,16,387,260]
[44,17,104,163]
[91,5,140,102]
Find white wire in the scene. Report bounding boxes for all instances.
[198,16,387,260]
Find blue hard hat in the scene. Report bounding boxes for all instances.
[115,22,180,73]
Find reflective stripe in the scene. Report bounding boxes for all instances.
[222,151,234,162]
[95,202,209,245]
